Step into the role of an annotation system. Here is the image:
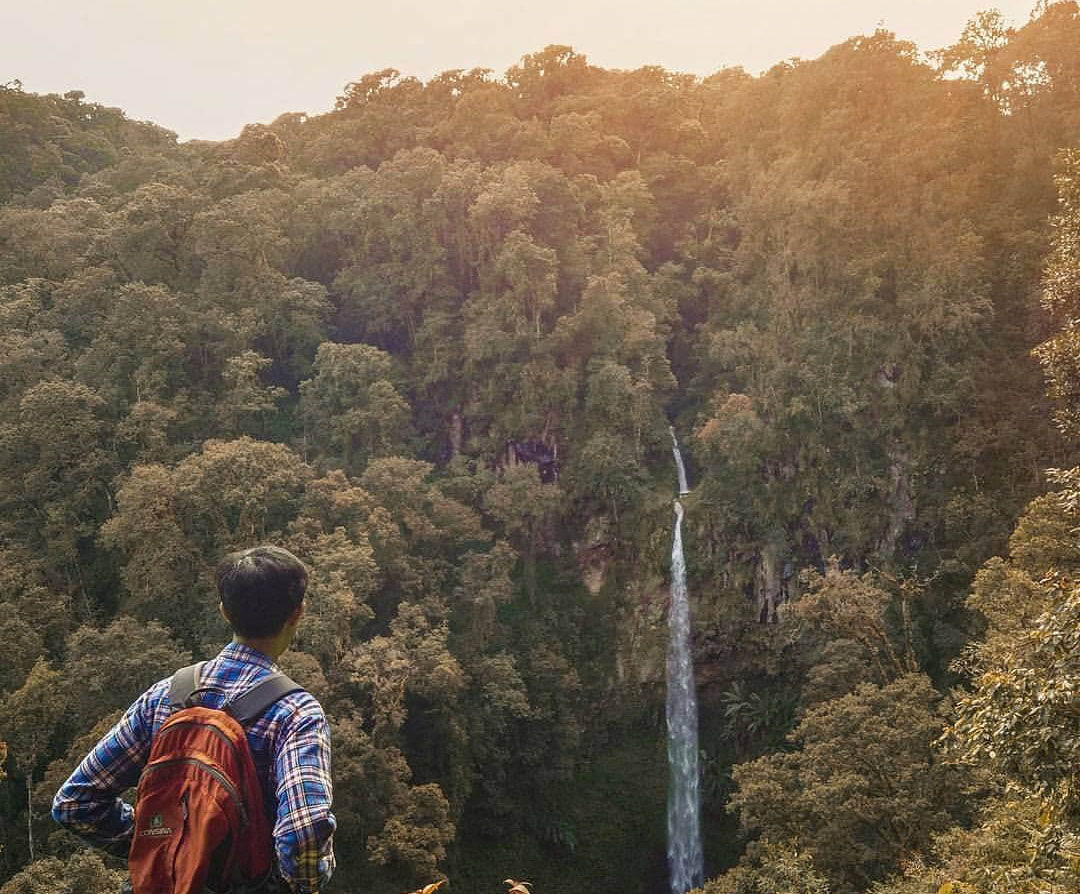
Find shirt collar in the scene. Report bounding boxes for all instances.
[219,640,279,671]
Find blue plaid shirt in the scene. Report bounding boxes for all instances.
[52,642,336,893]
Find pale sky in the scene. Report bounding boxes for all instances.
[1,0,1038,142]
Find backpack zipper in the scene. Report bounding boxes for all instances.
[172,792,189,884]
[157,720,240,760]
[141,757,250,828]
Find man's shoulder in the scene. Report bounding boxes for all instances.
[272,687,327,723]
[260,687,329,759]
[139,665,200,714]
[136,674,175,715]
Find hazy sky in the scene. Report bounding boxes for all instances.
[2,0,1038,142]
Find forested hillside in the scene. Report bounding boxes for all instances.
[2,4,1080,893]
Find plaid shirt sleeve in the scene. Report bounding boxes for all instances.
[272,704,336,894]
[50,684,160,852]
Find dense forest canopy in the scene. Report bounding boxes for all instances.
[3,3,1080,892]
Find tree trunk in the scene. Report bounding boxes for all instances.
[26,774,33,863]
[450,412,463,457]
[883,442,915,559]
[525,536,537,602]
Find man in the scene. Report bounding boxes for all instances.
[53,545,336,893]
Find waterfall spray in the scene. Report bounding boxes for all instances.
[667,432,703,894]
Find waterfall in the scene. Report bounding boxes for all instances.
[669,426,691,495]
[667,433,703,894]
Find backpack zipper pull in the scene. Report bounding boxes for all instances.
[181,792,189,820]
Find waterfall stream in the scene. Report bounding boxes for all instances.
[667,432,703,894]
[670,426,691,495]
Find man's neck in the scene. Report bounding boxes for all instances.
[232,635,287,662]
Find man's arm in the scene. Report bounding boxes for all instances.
[51,688,158,853]
[273,707,336,894]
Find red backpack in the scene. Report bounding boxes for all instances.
[127,662,302,894]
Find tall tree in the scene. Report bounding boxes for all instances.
[299,342,413,473]
[729,675,966,893]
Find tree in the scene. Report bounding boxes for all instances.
[730,675,966,893]
[565,431,647,523]
[0,199,111,282]
[446,540,517,655]
[0,612,45,696]
[1034,148,1080,437]
[786,562,920,698]
[332,149,459,349]
[60,618,191,735]
[0,851,125,894]
[945,563,1080,849]
[484,463,563,596]
[367,782,455,884]
[101,438,311,643]
[505,46,598,115]
[0,377,116,621]
[217,350,287,436]
[358,456,487,603]
[107,182,198,288]
[718,681,796,761]
[869,796,1078,894]
[0,380,115,613]
[0,660,68,862]
[0,281,68,413]
[325,717,453,891]
[491,230,558,344]
[249,275,330,385]
[73,281,191,407]
[698,840,830,894]
[286,525,378,668]
[937,9,1015,106]
[299,342,413,473]
[0,547,73,661]
[329,601,464,888]
[346,601,466,741]
[97,462,205,636]
[933,145,1080,888]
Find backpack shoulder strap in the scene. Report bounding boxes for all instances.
[225,672,304,726]
[168,662,206,711]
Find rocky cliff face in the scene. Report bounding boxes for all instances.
[615,571,670,685]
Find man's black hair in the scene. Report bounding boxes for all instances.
[216,545,308,639]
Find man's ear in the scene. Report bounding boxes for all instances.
[219,601,230,624]
[288,599,305,627]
